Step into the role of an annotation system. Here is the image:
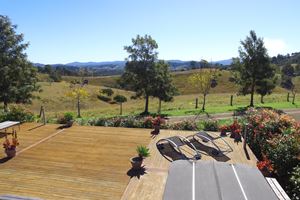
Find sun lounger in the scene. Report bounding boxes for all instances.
[163,160,281,200]
[188,131,233,156]
[157,135,201,161]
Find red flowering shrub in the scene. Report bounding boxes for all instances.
[243,108,300,199]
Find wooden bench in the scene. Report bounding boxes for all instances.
[266,177,291,200]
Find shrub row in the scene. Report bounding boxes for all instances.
[80,115,221,131]
[0,104,35,122]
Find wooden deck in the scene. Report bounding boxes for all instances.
[121,130,258,200]
[0,124,257,200]
[0,123,150,199]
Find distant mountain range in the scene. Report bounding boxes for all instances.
[34,59,232,70]
[33,52,300,76]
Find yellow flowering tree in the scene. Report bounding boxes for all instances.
[189,68,218,111]
[66,83,89,118]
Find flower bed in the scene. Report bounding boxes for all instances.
[242,108,300,199]
[85,115,201,131]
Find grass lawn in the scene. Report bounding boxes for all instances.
[27,81,300,120]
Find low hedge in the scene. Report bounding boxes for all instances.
[0,104,35,123]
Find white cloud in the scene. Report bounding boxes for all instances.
[264,38,288,56]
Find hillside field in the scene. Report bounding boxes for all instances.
[28,70,300,119]
[60,70,298,94]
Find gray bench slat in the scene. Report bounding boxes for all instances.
[163,160,193,200]
[213,162,245,200]
[234,164,279,200]
[194,161,220,200]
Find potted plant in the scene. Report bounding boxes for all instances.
[229,120,240,138]
[57,112,74,128]
[219,125,229,137]
[130,145,150,170]
[152,116,165,134]
[234,129,242,142]
[3,131,19,158]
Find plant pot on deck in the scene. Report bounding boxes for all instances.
[5,149,16,158]
[220,130,227,137]
[130,156,143,170]
[153,125,160,134]
[66,120,74,128]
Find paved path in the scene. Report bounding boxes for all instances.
[167,108,300,123]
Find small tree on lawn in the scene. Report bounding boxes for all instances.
[256,78,277,104]
[101,88,114,97]
[113,95,127,115]
[66,82,89,118]
[152,60,178,113]
[232,30,274,107]
[281,65,297,104]
[189,68,218,111]
[0,15,39,110]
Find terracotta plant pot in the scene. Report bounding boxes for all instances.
[220,130,227,137]
[153,125,160,134]
[234,133,242,142]
[5,149,16,158]
[65,120,74,128]
[130,156,143,170]
[230,131,235,138]
[260,167,271,177]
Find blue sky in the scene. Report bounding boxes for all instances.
[1,0,299,64]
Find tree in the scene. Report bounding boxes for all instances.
[256,78,277,104]
[200,59,209,68]
[281,64,296,104]
[152,60,178,113]
[189,68,218,111]
[101,88,114,97]
[120,34,158,114]
[232,30,273,107]
[0,15,39,110]
[295,64,300,76]
[66,82,89,117]
[113,95,127,115]
[190,61,198,69]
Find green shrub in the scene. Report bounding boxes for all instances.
[97,95,111,102]
[143,116,154,128]
[0,104,34,122]
[266,136,299,177]
[202,119,219,131]
[94,118,107,126]
[288,165,300,200]
[121,116,137,128]
[57,112,74,124]
[170,120,198,130]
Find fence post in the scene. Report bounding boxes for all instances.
[39,106,46,125]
